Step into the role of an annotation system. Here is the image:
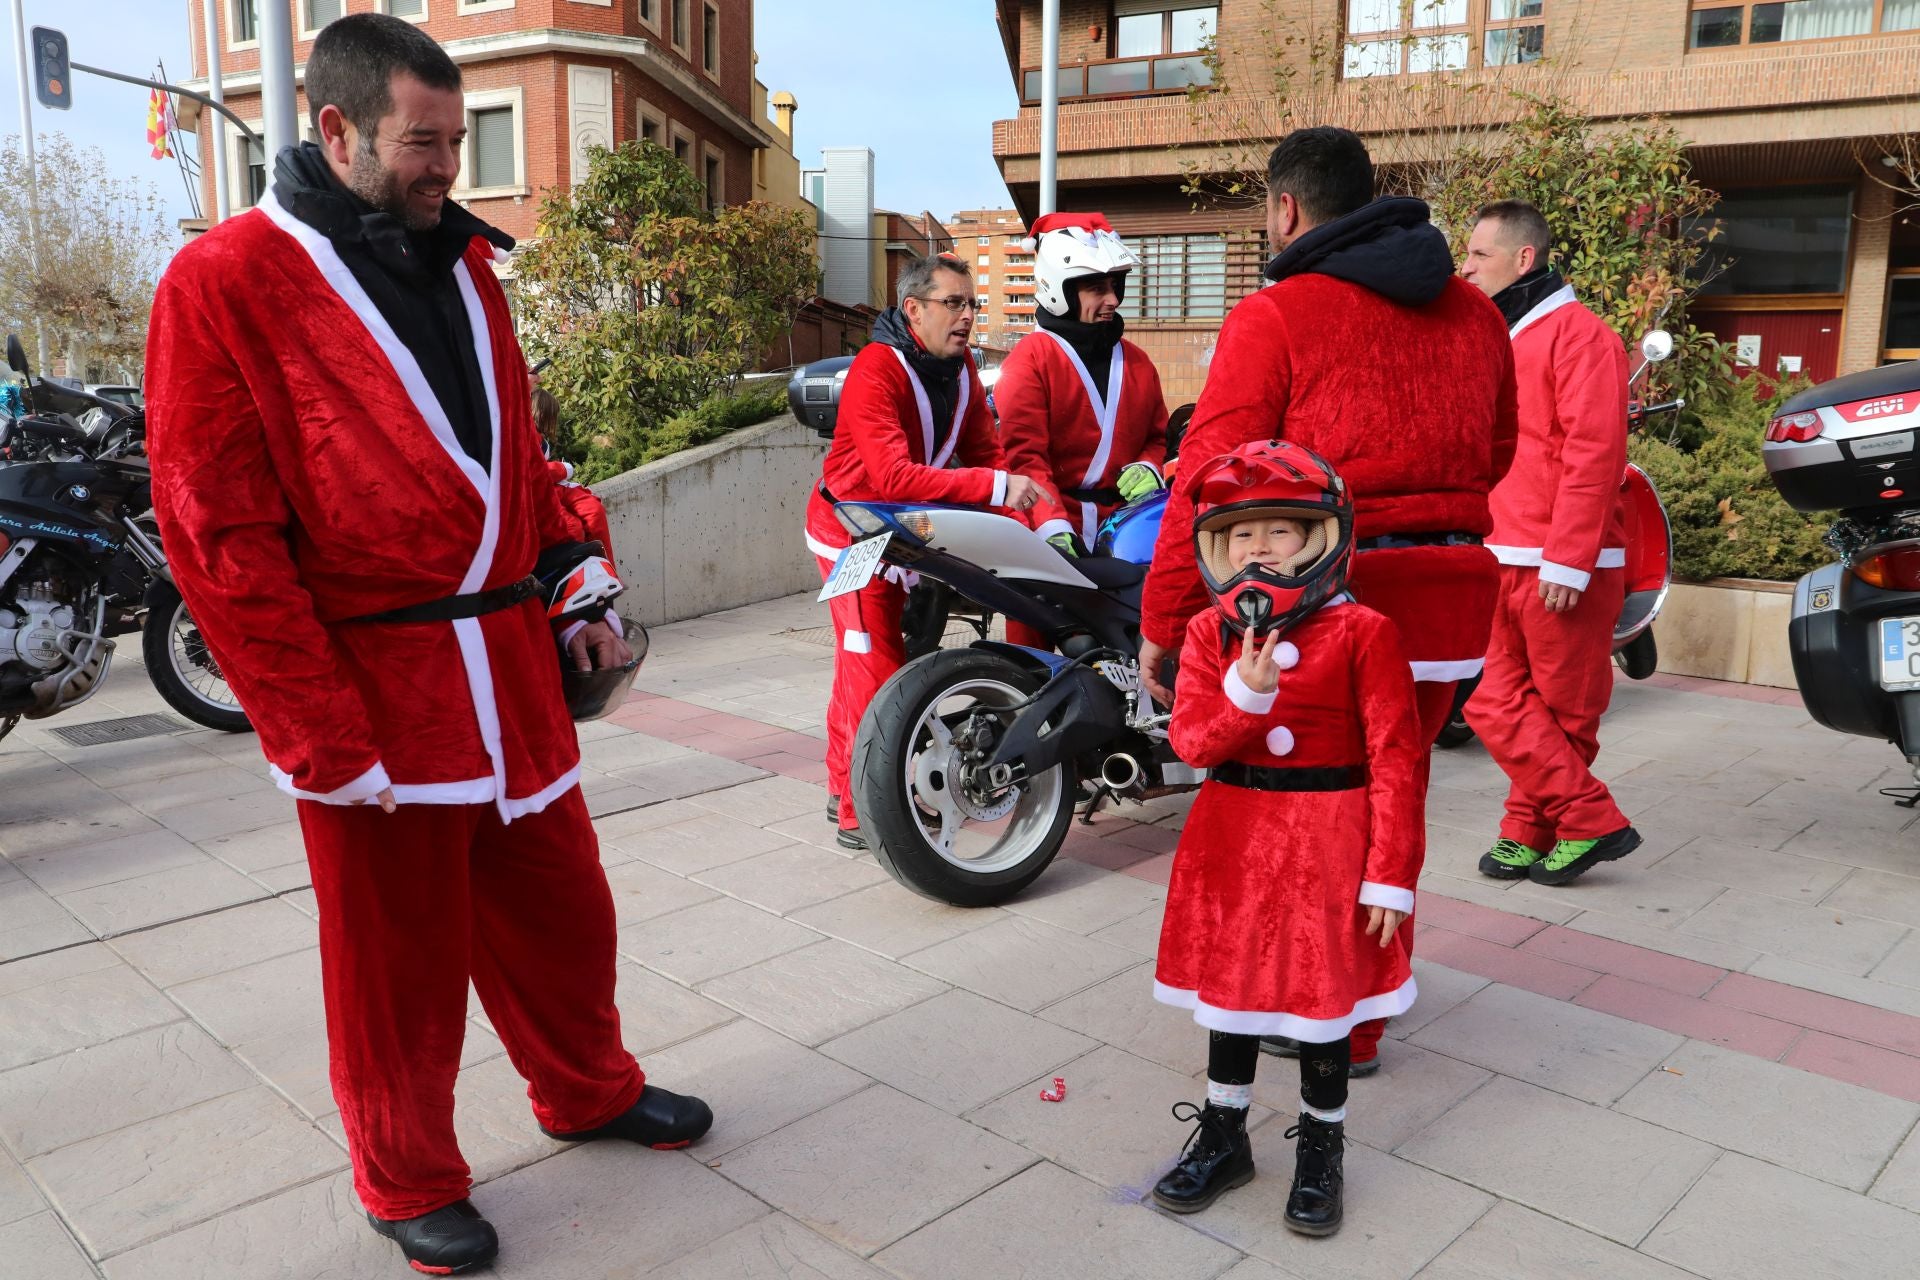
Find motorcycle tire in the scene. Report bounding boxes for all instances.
[142,581,252,734]
[900,582,952,662]
[1616,628,1659,681]
[1432,676,1480,749]
[852,647,1076,907]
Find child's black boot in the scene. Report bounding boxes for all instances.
[1151,1101,1254,1213]
[1283,1112,1346,1236]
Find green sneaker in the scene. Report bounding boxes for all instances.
[1478,838,1545,880]
[1529,827,1643,886]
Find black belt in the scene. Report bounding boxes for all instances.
[1065,486,1123,505]
[1356,531,1482,551]
[1212,762,1368,792]
[343,575,541,625]
[818,482,838,504]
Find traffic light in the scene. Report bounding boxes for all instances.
[32,28,71,112]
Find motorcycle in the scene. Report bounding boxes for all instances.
[0,335,250,742]
[1433,330,1681,748]
[1763,356,1920,802]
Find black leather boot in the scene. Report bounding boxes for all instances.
[1151,1101,1254,1214]
[1283,1112,1346,1236]
[366,1199,499,1275]
[539,1084,714,1150]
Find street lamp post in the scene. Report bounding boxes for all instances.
[8,0,49,373]
[1039,0,1059,217]
[257,0,298,161]
[203,0,229,221]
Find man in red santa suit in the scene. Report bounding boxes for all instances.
[1136,126,1517,1073]
[1461,199,1642,885]
[998,213,1169,651]
[807,254,1049,848]
[144,16,709,1274]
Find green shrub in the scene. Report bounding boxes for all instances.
[572,379,789,483]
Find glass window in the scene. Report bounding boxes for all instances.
[1344,39,1403,76]
[1750,0,1873,41]
[1886,278,1920,351]
[1411,0,1467,28]
[1888,0,1920,30]
[673,134,691,164]
[977,254,990,266]
[672,0,688,47]
[387,0,424,14]
[1153,55,1212,89]
[639,0,653,20]
[244,136,266,206]
[1116,13,1162,56]
[1693,186,1852,295]
[1485,24,1544,63]
[1119,234,1230,320]
[470,107,516,189]
[1348,0,1400,32]
[702,5,718,71]
[1689,6,1745,45]
[306,0,341,28]
[704,154,720,209]
[1169,7,1218,51]
[232,0,257,41]
[1410,33,1470,71]
[1089,60,1153,94]
[977,236,990,245]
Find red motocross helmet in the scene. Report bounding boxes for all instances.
[1190,440,1354,637]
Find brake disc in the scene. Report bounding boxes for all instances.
[913,739,1019,823]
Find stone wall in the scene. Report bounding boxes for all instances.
[596,412,827,625]
[1655,580,1797,690]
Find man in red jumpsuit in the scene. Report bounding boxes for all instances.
[1461,199,1641,885]
[1137,127,1517,1073]
[145,16,708,1274]
[807,253,1047,848]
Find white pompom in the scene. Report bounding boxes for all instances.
[1275,641,1300,670]
[1266,725,1295,756]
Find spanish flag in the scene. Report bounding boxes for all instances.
[146,88,174,160]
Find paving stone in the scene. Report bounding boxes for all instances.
[153,791,298,844]
[607,753,769,801]
[686,775,830,827]
[721,1085,1036,1257]
[0,956,178,1072]
[168,948,324,1047]
[115,765,282,817]
[789,882,1005,959]
[648,1212,893,1280]
[602,857,721,927]
[1214,1261,1290,1280]
[0,1213,98,1280]
[0,1148,46,1226]
[823,989,1095,1114]
[0,877,92,961]
[1416,873,1582,925]
[692,843,890,915]
[1654,836,1853,902]
[1508,865,1727,931]
[1560,909,1765,973]
[1414,929,1598,999]
[1681,889,1910,976]
[45,735,232,788]
[1616,1040,1918,1191]
[243,863,310,896]
[249,1018,502,1122]
[1244,1039,1490,1153]
[1871,931,1920,989]
[1035,963,1206,1076]
[0,940,119,996]
[618,897,823,985]
[1417,1199,1697,1279]
[1781,1031,1920,1105]
[875,1160,1238,1280]
[482,1142,768,1278]
[446,1054,568,1183]
[616,811,798,876]
[609,961,738,1055]
[999,858,1169,935]
[697,940,948,1045]
[0,792,162,859]
[1383,959,1491,1040]
[638,1019,869,1156]
[1870,1120,1920,1214]
[106,898,316,989]
[98,1170,396,1280]
[0,1021,256,1158]
[1398,1077,1718,1246]
[905,916,1139,1012]
[578,730,696,773]
[13,828,207,896]
[764,813,851,852]
[1823,868,1920,930]
[28,1086,346,1257]
[1515,924,1726,996]
[1573,974,1801,1058]
[1409,983,1683,1105]
[590,797,711,843]
[1705,970,1920,1056]
[1643,1152,1920,1280]
[196,822,308,874]
[1088,904,1166,956]
[1197,1137,1493,1280]
[57,859,265,937]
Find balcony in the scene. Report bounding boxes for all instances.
[1019,51,1211,105]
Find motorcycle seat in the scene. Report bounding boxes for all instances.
[1072,555,1148,592]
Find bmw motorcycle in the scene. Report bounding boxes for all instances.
[0,335,250,742]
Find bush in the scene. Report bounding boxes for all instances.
[571,379,789,483]
[1629,378,1830,583]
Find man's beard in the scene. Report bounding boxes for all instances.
[345,136,439,231]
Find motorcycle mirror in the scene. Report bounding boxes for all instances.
[1640,330,1674,364]
[5,334,26,377]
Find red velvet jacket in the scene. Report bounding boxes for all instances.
[1487,287,1630,591]
[1141,274,1518,648]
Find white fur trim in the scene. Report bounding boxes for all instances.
[991,470,1008,508]
[805,529,846,560]
[1508,282,1578,339]
[497,765,582,822]
[1487,544,1625,571]
[1410,658,1485,683]
[1223,664,1278,715]
[1539,560,1593,592]
[1035,517,1076,542]
[1080,500,1099,545]
[1036,326,1125,497]
[886,346,970,469]
[1153,975,1419,1040]
[1358,882,1416,914]
[843,630,872,654]
[1265,725,1296,756]
[271,761,392,804]
[1275,641,1300,670]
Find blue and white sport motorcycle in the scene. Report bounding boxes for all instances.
[835,490,1204,906]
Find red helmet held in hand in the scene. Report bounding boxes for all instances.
[1189,440,1353,637]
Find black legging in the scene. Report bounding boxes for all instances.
[1208,1030,1350,1112]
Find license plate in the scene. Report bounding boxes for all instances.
[1878,616,1920,691]
[817,533,893,602]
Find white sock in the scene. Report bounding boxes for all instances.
[1207,1079,1253,1111]
[1302,1102,1346,1123]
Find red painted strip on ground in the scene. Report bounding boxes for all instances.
[1574,973,1801,1059]
[1704,972,1920,1058]
[1519,925,1727,998]
[1783,1031,1920,1105]
[1416,927,1601,1001]
[1120,853,1174,887]
[1414,891,1550,947]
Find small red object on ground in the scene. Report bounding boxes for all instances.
[1039,1076,1067,1102]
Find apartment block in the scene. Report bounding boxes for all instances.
[947,208,1036,352]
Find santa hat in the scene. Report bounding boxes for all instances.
[1021,212,1116,252]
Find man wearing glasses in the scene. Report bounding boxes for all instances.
[805,253,1050,850]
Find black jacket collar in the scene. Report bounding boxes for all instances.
[1492,265,1567,329]
[272,141,513,279]
[1263,196,1455,308]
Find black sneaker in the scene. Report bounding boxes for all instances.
[1151,1101,1255,1213]
[1529,826,1643,886]
[366,1199,499,1275]
[540,1084,713,1150]
[836,827,868,851]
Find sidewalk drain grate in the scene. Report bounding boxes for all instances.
[49,714,192,748]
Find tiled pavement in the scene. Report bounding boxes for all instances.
[4,591,1920,1277]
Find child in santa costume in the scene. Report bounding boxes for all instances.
[997,214,1168,650]
[1151,441,1424,1237]
[531,385,619,569]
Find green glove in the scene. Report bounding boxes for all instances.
[1046,531,1083,558]
[1117,461,1167,503]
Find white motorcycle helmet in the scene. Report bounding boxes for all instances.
[1026,212,1139,318]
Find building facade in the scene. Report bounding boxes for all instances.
[946,208,1036,352]
[991,0,1920,405]
[186,0,776,242]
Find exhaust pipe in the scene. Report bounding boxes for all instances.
[1100,752,1144,793]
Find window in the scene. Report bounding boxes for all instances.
[977,254,990,266]
[459,0,515,10]
[1687,0,1917,46]
[1692,186,1853,296]
[703,149,723,210]
[978,235,991,245]
[638,0,655,23]
[671,0,690,51]
[978,275,991,285]
[638,109,663,146]
[671,124,694,167]
[1114,4,1218,55]
[303,0,343,31]
[1118,234,1230,320]
[1005,234,1024,244]
[230,0,258,44]
[1886,276,1920,355]
[467,107,517,190]
[382,0,427,17]
[1344,1,1544,75]
[242,134,266,207]
[702,3,719,76]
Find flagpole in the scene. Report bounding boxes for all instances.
[9,0,49,374]
[202,0,227,221]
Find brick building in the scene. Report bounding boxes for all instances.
[876,211,956,310]
[186,0,776,242]
[946,208,1035,352]
[991,1,1920,405]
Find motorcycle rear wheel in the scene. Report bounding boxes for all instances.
[1433,676,1480,749]
[142,581,252,734]
[853,648,1076,907]
[1615,628,1659,680]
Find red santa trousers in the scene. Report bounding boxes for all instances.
[1466,565,1629,849]
[299,786,645,1220]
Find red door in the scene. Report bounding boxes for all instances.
[1693,308,1841,384]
